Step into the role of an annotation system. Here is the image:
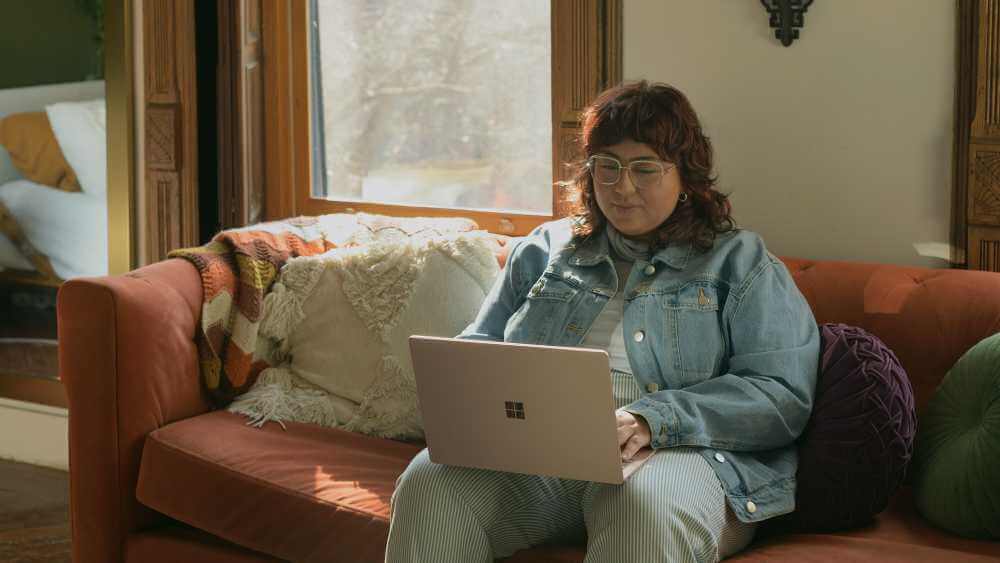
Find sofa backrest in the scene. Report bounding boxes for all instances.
[782,257,1000,412]
[496,232,1000,413]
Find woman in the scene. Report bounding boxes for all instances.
[386,81,819,562]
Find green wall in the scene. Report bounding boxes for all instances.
[0,0,101,90]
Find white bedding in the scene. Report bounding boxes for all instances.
[0,179,107,279]
[0,231,35,271]
[0,83,109,280]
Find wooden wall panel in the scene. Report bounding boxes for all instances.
[241,0,264,224]
[551,0,622,214]
[218,0,265,229]
[141,0,198,263]
[954,0,977,266]
[970,146,1000,225]
[972,0,1000,138]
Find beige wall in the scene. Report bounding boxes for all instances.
[624,1,955,267]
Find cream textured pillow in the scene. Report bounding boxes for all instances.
[229,231,500,440]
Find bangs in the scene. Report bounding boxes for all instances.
[585,90,680,161]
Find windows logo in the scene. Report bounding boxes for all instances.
[504,400,525,420]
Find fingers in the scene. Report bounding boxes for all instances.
[615,409,630,426]
[621,434,646,461]
[617,422,634,447]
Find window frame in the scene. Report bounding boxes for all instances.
[263,0,621,236]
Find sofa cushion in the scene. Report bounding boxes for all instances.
[136,412,1000,563]
[136,410,422,563]
[502,488,1000,563]
[912,331,1000,540]
[787,323,916,531]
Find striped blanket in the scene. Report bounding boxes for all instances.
[168,213,479,406]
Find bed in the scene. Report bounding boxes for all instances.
[0,80,107,287]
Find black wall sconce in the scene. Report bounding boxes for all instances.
[761,0,814,47]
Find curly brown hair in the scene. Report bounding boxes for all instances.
[562,81,735,252]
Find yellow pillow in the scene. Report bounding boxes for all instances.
[0,111,81,191]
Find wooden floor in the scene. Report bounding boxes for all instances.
[0,459,70,562]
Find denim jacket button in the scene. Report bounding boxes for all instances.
[645,382,659,393]
[714,452,726,463]
[643,264,656,276]
[633,330,645,343]
[746,500,757,514]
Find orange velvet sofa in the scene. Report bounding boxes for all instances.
[58,253,1000,562]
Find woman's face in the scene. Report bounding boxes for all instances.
[591,139,685,239]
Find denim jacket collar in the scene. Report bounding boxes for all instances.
[568,227,693,271]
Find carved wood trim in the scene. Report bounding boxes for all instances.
[970,147,1000,224]
[968,225,1000,270]
[954,0,977,266]
[973,0,1000,138]
[141,0,198,264]
[218,0,264,229]
[217,0,237,228]
[144,0,178,104]
[145,104,178,170]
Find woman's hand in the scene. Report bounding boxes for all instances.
[616,409,652,461]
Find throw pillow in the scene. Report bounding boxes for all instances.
[228,231,500,440]
[0,112,81,191]
[911,332,1000,540]
[45,99,106,196]
[788,323,916,531]
[315,211,480,247]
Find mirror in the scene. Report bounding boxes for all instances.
[0,0,133,408]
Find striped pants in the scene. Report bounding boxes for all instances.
[385,372,756,562]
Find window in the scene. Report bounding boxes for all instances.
[312,0,552,216]
[263,0,621,236]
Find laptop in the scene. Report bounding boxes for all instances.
[408,335,657,485]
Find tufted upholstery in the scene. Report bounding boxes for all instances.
[782,258,1000,412]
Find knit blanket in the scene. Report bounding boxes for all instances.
[168,213,480,406]
[168,216,331,404]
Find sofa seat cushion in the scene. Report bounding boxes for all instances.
[137,412,1000,563]
[504,488,1000,563]
[136,410,423,563]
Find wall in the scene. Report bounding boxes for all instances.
[0,398,67,470]
[0,0,101,89]
[624,1,955,267]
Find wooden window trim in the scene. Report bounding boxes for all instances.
[263,0,622,236]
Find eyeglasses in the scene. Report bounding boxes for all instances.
[586,155,673,190]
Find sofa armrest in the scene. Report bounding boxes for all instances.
[58,258,214,563]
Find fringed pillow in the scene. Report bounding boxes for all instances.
[229,231,500,440]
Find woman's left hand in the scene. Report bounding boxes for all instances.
[616,409,652,460]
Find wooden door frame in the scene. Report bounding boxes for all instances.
[136,0,200,265]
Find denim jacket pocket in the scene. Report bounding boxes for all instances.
[506,271,580,343]
[527,271,580,302]
[661,281,726,383]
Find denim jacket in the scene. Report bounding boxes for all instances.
[458,218,819,523]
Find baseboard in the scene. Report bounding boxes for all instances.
[0,398,68,470]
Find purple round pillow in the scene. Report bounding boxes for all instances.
[791,323,916,531]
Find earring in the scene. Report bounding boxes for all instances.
[678,192,689,203]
